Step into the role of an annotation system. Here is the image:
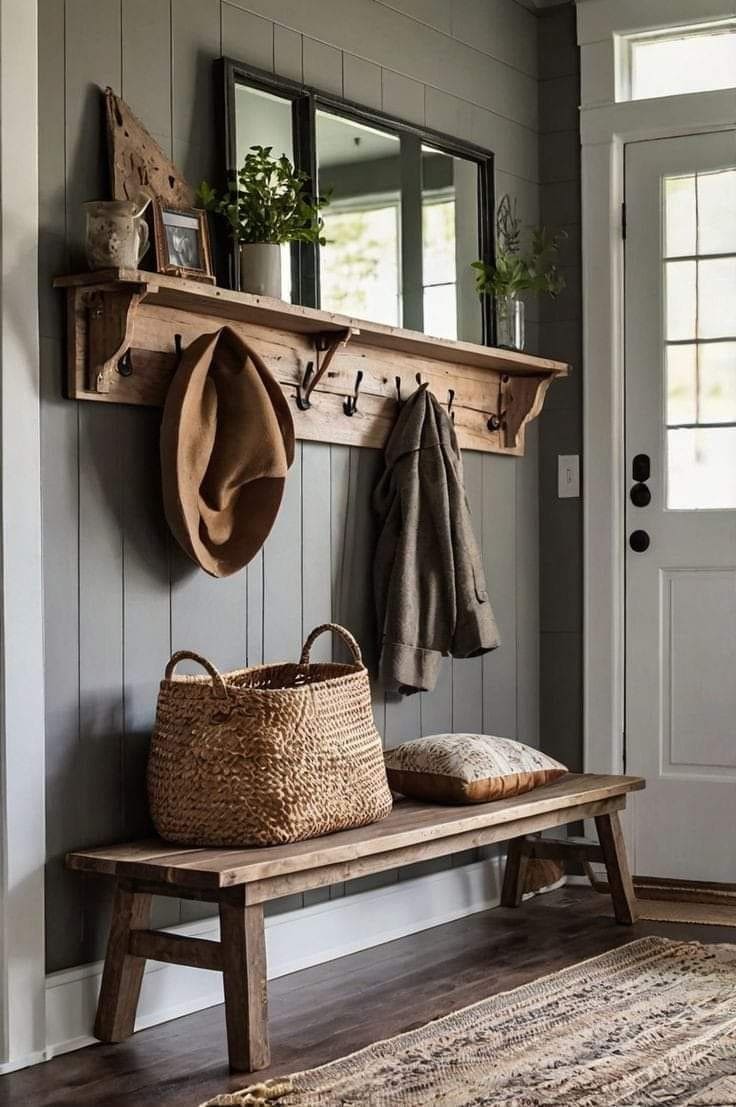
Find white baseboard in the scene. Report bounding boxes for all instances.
[40,856,504,1069]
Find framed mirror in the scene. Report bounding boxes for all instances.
[220,59,494,344]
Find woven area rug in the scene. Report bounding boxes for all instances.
[201,937,736,1106]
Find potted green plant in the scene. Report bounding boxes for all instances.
[198,145,327,299]
[472,194,566,351]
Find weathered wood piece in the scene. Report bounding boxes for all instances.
[94,885,152,1042]
[105,89,195,208]
[500,836,531,908]
[595,811,638,925]
[219,894,270,1071]
[67,774,643,1073]
[54,269,570,457]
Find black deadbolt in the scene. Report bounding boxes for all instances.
[629,529,650,553]
[630,482,651,507]
[632,453,651,482]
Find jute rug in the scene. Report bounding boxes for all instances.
[201,937,736,1106]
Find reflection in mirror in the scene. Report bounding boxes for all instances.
[317,111,482,341]
[235,83,294,300]
[317,112,402,326]
[422,146,480,343]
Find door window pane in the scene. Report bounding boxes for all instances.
[698,169,736,255]
[665,261,696,339]
[697,258,736,338]
[666,345,697,424]
[664,165,736,509]
[699,343,736,423]
[665,176,696,257]
[668,427,736,510]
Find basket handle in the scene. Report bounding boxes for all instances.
[165,650,229,698]
[299,623,363,667]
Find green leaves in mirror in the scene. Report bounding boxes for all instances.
[197,145,329,246]
[472,194,566,299]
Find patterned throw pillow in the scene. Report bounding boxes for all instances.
[384,733,567,804]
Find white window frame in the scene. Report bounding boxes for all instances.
[576,0,736,777]
[615,19,736,103]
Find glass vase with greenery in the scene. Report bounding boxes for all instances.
[472,194,566,350]
[198,145,327,297]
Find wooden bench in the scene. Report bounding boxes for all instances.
[66,772,644,1072]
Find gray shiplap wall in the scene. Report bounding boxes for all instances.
[40,0,544,973]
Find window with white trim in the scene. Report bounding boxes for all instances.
[618,22,736,102]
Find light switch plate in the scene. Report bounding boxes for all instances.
[558,454,580,498]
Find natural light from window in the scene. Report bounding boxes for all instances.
[624,24,736,102]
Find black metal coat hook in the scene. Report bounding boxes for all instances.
[118,349,133,377]
[343,370,363,416]
[447,389,455,422]
[395,376,402,405]
[295,361,315,411]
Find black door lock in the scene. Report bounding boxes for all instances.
[629,530,650,552]
[632,454,651,482]
[630,482,651,507]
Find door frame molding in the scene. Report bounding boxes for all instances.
[0,0,46,1073]
[576,0,736,776]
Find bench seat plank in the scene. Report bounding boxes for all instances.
[67,773,643,890]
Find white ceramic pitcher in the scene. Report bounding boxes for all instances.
[84,194,151,270]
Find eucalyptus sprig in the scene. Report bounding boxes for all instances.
[197,145,328,246]
[472,194,566,299]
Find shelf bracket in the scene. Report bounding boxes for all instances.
[500,374,551,449]
[84,286,151,394]
[296,327,358,410]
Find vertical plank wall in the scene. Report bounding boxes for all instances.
[40,0,544,973]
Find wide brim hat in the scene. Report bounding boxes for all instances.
[161,325,295,578]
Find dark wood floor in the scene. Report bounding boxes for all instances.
[3,886,734,1107]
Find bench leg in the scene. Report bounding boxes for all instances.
[595,811,638,925]
[500,837,531,907]
[94,884,152,1042]
[219,894,270,1072]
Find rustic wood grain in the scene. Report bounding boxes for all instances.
[94,885,152,1042]
[595,811,638,926]
[219,894,270,1072]
[67,775,644,890]
[53,270,569,456]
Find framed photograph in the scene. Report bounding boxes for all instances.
[152,201,214,282]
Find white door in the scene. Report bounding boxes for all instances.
[625,130,736,882]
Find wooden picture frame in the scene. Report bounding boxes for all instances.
[152,200,215,283]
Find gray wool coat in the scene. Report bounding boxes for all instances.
[373,384,500,694]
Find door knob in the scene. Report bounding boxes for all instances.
[629,530,650,552]
[630,482,651,507]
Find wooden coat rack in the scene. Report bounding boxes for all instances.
[54,269,569,456]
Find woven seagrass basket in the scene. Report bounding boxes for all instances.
[147,623,393,847]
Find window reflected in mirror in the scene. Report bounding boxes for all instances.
[422,147,480,343]
[316,109,482,341]
[317,111,402,326]
[234,83,294,301]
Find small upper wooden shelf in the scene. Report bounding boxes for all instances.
[54,269,569,456]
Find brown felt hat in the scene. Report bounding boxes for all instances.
[161,325,294,578]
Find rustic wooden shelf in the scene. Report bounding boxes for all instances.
[54,269,569,456]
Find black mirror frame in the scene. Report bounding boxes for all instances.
[218,56,496,345]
